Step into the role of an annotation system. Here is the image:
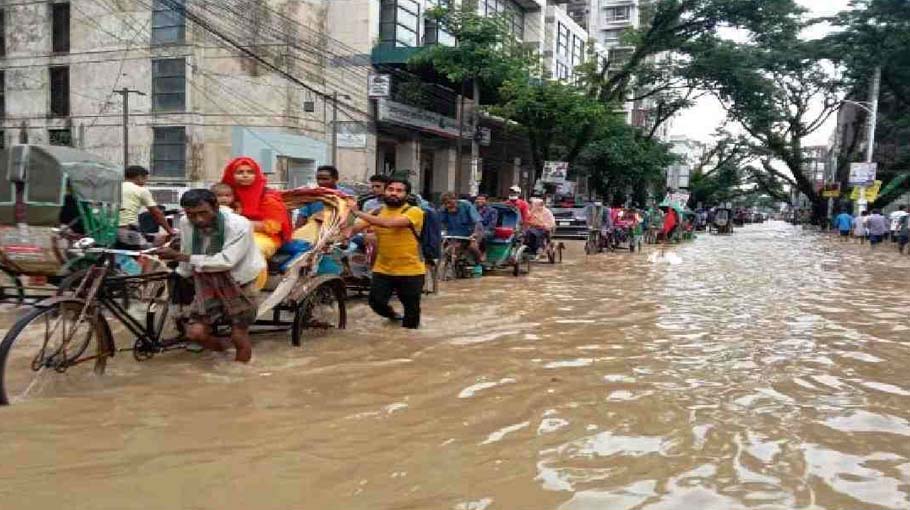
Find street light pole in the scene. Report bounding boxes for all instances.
[857,66,881,214]
[114,87,146,170]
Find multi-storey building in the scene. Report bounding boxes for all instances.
[666,135,705,190]
[0,0,349,188]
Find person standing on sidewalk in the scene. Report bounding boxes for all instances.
[347,178,426,329]
[866,209,888,247]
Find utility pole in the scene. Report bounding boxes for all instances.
[331,91,338,166]
[114,88,146,170]
[856,66,881,214]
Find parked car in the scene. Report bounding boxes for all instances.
[552,207,588,239]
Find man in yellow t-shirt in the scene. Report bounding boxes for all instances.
[118,166,174,248]
[349,178,425,329]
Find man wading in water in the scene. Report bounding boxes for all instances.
[347,178,426,329]
[156,189,266,362]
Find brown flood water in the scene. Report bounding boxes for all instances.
[2,221,910,510]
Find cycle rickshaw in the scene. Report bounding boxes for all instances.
[0,145,128,305]
[0,182,351,405]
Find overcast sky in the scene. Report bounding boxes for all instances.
[669,0,854,145]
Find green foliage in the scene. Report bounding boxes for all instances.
[411,5,532,90]
[576,118,679,205]
[686,2,842,220]
[824,0,910,209]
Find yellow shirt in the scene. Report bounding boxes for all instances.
[119,181,156,227]
[365,205,425,277]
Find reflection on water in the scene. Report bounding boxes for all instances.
[3,222,910,509]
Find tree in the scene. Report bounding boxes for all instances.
[686,3,843,223]
[824,0,910,209]
[686,133,754,206]
[576,117,678,205]
[413,1,804,183]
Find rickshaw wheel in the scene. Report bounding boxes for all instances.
[557,242,564,263]
[291,280,346,347]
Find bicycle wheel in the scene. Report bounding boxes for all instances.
[291,280,346,346]
[0,299,112,405]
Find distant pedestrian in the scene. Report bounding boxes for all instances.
[834,209,853,242]
[853,210,869,243]
[867,209,888,247]
[899,214,910,254]
[889,206,908,243]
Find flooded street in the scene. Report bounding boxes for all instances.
[3,221,910,509]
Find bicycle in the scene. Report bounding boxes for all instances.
[0,239,346,405]
[439,235,475,281]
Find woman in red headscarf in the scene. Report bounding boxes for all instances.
[221,157,291,263]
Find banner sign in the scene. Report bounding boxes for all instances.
[850,180,883,201]
[849,162,878,186]
[541,161,568,184]
[821,183,841,198]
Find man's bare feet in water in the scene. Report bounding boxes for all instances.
[232,326,252,363]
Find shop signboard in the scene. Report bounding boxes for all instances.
[376,99,461,138]
[368,74,391,98]
[336,122,368,148]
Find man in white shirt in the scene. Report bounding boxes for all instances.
[119,166,174,247]
[889,206,908,243]
[156,189,265,362]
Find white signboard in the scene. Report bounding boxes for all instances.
[368,74,391,98]
[666,191,690,207]
[542,161,568,184]
[336,122,367,148]
[849,162,877,186]
[376,99,461,138]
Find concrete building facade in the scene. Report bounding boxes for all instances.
[0,0,342,188]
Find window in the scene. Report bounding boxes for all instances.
[604,6,631,23]
[556,23,570,59]
[52,3,70,53]
[151,0,186,45]
[152,58,186,112]
[48,128,73,147]
[379,0,420,48]
[0,71,4,119]
[0,9,6,57]
[480,0,524,39]
[152,127,186,178]
[424,0,454,46]
[49,66,70,117]
[555,62,570,81]
[603,28,623,43]
[0,132,4,150]
[572,35,585,68]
